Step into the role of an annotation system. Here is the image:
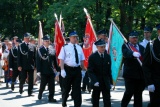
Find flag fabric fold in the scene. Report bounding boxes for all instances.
[54,20,65,60]
[82,18,97,68]
[108,21,124,85]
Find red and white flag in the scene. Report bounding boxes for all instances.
[38,21,43,47]
[82,18,97,68]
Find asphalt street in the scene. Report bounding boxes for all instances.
[0,76,150,107]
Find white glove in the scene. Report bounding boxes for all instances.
[148,84,155,92]
[94,82,99,87]
[56,72,60,76]
[37,72,41,77]
[61,70,66,78]
[133,52,141,58]
[81,70,86,78]
[110,85,113,89]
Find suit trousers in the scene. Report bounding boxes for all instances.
[12,70,21,83]
[62,65,82,107]
[39,74,55,99]
[147,83,160,107]
[121,78,145,107]
[92,79,111,107]
[19,69,34,94]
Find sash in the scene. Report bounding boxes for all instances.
[129,45,143,61]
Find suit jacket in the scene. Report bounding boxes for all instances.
[36,46,60,75]
[87,51,112,90]
[142,38,160,86]
[17,42,36,70]
[122,43,145,79]
[9,47,18,70]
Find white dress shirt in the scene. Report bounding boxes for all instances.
[140,39,150,48]
[92,43,108,53]
[58,43,85,67]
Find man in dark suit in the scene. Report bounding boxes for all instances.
[17,33,36,96]
[87,39,112,107]
[37,35,60,102]
[142,24,160,107]
[9,39,22,91]
[121,31,145,107]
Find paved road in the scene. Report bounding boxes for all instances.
[0,77,149,107]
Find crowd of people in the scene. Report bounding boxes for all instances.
[0,24,160,107]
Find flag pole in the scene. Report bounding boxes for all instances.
[83,8,97,40]
[54,13,65,42]
[38,21,43,47]
[108,18,142,66]
[108,18,127,43]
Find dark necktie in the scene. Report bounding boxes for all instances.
[101,54,104,59]
[74,44,79,64]
[46,48,49,54]
[26,43,29,52]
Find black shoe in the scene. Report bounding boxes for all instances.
[28,94,34,97]
[19,90,24,94]
[6,83,9,88]
[48,99,57,103]
[88,88,91,93]
[81,89,86,92]
[38,93,42,100]
[11,84,14,91]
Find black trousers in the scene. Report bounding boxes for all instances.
[12,70,21,83]
[147,83,160,107]
[62,65,82,107]
[121,78,145,107]
[82,72,91,91]
[19,69,34,94]
[92,80,111,107]
[39,74,55,99]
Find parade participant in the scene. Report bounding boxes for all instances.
[12,36,18,46]
[37,35,60,102]
[87,39,112,107]
[9,39,22,91]
[2,41,12,87]
[17,33,36,96]
[0,42,3,83]
[140,26,152,48]
[29,37,37,85]
[2,37,9,52]
[92,29,108,53]
[58,31,85,107]
[81,35,91,93]
[142,24,160,107]
[121,31,145,107]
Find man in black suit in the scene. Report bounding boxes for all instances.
[9,39,22,91]
[37,35,60,102]
[87,39,112,107]
[121,31,145,107]
[142,24,160,107]
[17,33,36,96]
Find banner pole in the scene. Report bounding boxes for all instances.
[83,8,97,40]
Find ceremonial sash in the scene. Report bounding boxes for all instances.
[129,45,143,61]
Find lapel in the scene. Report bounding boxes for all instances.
[42,46,48,57]
[21,43,28,52]
[95,51,104,65]
[13,47,18,55]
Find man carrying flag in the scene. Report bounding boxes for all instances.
[121,31,145,107]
